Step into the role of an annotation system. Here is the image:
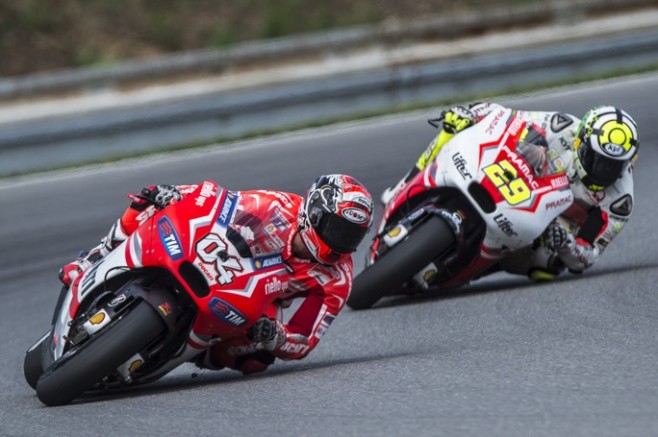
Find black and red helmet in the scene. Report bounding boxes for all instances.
[299,174,373,265]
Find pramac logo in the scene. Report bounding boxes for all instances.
[158,216,183,260]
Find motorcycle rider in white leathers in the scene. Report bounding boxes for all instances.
[381,102,639,282]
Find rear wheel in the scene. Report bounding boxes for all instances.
[347,217,455,310]
[36,301,164,406]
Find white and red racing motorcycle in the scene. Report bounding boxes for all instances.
[347,107,573,309]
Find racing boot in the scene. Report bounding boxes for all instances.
[58,250,96,286]
[380,177,408,206]
[58,218,130,286]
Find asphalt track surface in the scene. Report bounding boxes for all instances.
[1,74,657,436]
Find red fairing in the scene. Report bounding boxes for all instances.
[119,184,353,361]
[58,180,354,380]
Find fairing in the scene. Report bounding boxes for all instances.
[374,108,573,281]
[49,181,289,369]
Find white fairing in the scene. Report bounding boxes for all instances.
[51,237,135,360]
[434,108,573,251]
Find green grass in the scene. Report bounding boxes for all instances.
[0,0,547,76]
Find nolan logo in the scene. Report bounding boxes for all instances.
[342,207,369,224]
[602,142,625,157]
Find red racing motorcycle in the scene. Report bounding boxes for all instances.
[347,108,573,309]
[24,181,290,406]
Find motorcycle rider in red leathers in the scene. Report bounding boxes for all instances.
[381,102,639,284]
[59,174,374,375]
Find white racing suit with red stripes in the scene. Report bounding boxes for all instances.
[467,103,635,279]
[74,185,352,375]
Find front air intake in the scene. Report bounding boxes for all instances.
[178,262,210,298]
[468,182,496,214]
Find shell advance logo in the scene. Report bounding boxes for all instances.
[217,191,237,227]
[252,254,284,270]
[158,216,183,260]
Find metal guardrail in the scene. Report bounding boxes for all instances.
[0,1,657,176]
[1,29,657,149]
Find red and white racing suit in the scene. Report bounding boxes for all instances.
[467,103,635,278]
[89,185,352,374]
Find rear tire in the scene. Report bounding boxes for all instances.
[36,301,164,406]
[347,217,455,310]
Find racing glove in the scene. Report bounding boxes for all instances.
[542,221,599,272]
[128,184,183,211]
[557,236,599,273]
[543,221,569,251]
[247,317,287,352]
[442,105,476,134]
[415,105,477,173]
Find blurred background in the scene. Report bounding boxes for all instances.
[2,3,658,434]
[1,0,547,77]
[0,0,656,177]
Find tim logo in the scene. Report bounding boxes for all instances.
[158,216,183,260]
[208,297,247,327]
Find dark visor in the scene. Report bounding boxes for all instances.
[580,144,624,187]
[314,209,367,254]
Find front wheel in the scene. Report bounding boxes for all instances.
[24,331,50,390]
[36,301,165,406]
[347,216,455,310]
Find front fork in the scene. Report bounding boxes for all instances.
[47,278,184,382]
[370,206,466,287]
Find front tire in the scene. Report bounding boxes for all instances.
[347,217,455,310]
[24,332,49,390]
[36,301,165,406]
